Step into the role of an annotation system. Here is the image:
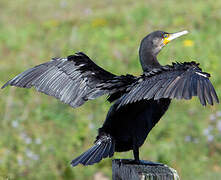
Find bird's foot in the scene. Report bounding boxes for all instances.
[118,159,164,166]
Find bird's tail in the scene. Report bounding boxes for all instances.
[71,134,115,167]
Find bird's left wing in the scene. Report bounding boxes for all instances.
[117,62,219,108]
[2,52,137,108]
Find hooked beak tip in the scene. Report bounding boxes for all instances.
[164,30,189,45]
[169,30,189,40]
[181,30,189,35]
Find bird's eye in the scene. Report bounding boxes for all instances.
[163,34,169,38]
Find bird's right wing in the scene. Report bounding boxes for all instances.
[2,52,137,108]
[117,62,219,108]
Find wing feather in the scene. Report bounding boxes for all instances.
[207,80,219,103]
[2,52,137,108]
[203,80,213,105]
[144,79,165,100]
[170,77,185,99]
[182,76,191,100]
[154,77,175,99]
[117,62,219,108]
[197,79,206,106]
[163,76,182,98]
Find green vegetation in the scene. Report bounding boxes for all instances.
[0,0,221,179]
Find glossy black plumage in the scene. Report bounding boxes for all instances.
[117,62,218,107]
[71,134,114,166]
[2,52,137,108]
[2,30,219,166]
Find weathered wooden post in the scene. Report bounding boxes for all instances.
[112,159,179,180]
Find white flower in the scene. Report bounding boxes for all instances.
[35,138,42,144]
[11,120,19,128]
[185,136,191,142]
[32,154,39,161]
[216,111,221,117]
[20,132,27,139]
[25,149,33,158]
[25,149,39,161]
[203,128,210,136]
[89,123,95,129]
[25,137,32,144]
[17,158,23,166]
[217,120,221,133]
[208,125,213,131]
[209,114,216,121]
[207,135,214,142]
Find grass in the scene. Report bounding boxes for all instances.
[0,0,221,179]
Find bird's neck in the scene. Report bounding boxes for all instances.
[139,50,161,72]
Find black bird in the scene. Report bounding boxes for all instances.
[2,30,219,166]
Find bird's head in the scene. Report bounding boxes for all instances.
[140,30,189,56]
[139,30,189,70]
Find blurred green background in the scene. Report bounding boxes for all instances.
[0,0,221,179]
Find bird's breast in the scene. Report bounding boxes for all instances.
[101,98,171,151]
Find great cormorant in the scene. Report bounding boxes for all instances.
[2,30,219,166]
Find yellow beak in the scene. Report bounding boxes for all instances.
[163,30,189,45]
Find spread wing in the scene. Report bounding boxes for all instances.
[2,52,137,108]
[117,62,219,108]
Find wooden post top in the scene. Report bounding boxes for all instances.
[112,159,180,180]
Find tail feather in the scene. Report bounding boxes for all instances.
[109,141,115,157]
[71,134,114,167]
[83,143,105,165]
[102,141,112,158]
[71,145,101,166]
[77,145,101,165]
[100,142,109,159]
